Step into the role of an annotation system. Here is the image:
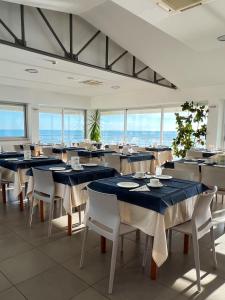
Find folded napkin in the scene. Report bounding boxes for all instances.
[214,165,225,168]
[130,185,150,192]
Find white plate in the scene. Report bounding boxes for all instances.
[183,161,198,164]
[147,182,164,188]
[82,163,98,167]
[117,182,139,189]
[49,167,66,171]
[155,175,172,180]
[132,174,153,179]
[4,158,19,161]
[55,169,72,173]
[72,167,84,171]
[35,156,48,159]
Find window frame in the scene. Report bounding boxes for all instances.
[0,101,28,140]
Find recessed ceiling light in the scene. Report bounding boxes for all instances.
[111,85,120,89]
[43,58,57,65]
[25,68,38,73]
[80,80,103,86]
[217,35,225,41]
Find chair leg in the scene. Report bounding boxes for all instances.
[80,227,89,268]
[121,235,124,254]
[29,197,34,227]
[1,183,6,204]
[142,235,150,267]
[183,234,189,254]
[222,195,224,205]
[210,227,217,268]
[108,239,119,294]
[78,205,82,225]
[48,202,54,238]
[59,199,63,217]
[192,236,201,292]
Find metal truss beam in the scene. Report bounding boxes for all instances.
[0,4,177,89]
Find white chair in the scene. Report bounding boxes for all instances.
[29,168,63,237]
[104,154,121,173]
[174,162,200,182]
[80,188,136,294]
[41,147,54,157]
[66,150,78,162]
[169,186,217,292]
[2,145,16,152]
[162,168,196,181]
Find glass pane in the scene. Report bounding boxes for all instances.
[127,109,161,146]
[0,104,25,138]
[64,110,84,145]
[163,107,182,146]
[39,108,62,144]
[100,111,124,144]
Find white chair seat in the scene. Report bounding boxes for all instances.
[119,223,136,235]
[171,221,192,235]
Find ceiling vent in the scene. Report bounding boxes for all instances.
[80,80,103,86]
[157,0,203,11]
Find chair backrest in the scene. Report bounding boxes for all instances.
[201,165,225,190]
[104,154,121,173]
[86,187,120,240]
[2,145,16,152]
[192,186,217,238]
[174,162,200,181]
[66,150,78,162]
[186,150,203,159]
[162,168,195,181]
[42,147,54,157]
[32,168,55,198]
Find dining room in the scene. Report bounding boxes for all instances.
[0,0,225,300]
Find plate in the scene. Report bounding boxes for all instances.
[82,163,98,167]
[34,156,48,159]
[132,174,153,179]
[147,182,164,188]
[183,161,198,164]
[117,182,139,189]
[4,158,19,161]
[155,175,172,180]
[49,167,66,171]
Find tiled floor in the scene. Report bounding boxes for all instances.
[0,190,225,299]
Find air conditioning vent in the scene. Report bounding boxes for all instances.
[158,0,202,11]
[79,80,103,86]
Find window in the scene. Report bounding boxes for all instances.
[127,108,161,146]
[63,109,85,144]
[0,103,26,138]
[162,107,181,146]
[39,107,85,144]
[39,108,62,144]
[100,111,125,144]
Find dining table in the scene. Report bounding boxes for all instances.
[145,146,173,166]
[26,163,119,235]
[88,175,207,279]
[0,151,24,159]
[0,157,62,210]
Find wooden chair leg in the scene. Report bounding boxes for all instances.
[67,214,72,236]
[39,200,44,222]
[101,236,106,253]
[183,234,189,254]
[1,183,6,204]
[150,258,157,280]
[19,192,24,211]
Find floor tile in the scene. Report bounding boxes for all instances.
[17,265,88,300]
[71,287,109,300]
[0,248,56,284]
[0,287,26,300]
[0,271,12,293]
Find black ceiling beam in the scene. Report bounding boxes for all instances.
[135,66,148,76]
[132,56,136,76]
[0,38,176,90]
[37,8,69,57]
[108,50,128,69]
[69,14,73,58]
[20,5,26,46]
[105,36,109,68]
[156,77,165,83]
[0,18,22,45]
[75,30,101,58]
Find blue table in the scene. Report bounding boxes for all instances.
[52,147,85,154]
[0,152,24,159]
[119,153,155,163]
[88,175,207,214]
[77,149,115,158]
[145,147,172,152]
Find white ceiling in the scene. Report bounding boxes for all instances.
[0,44,161,96]
[1,0,225,101]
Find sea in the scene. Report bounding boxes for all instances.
[0,129,176,146]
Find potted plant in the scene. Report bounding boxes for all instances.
[89,110,101,142]
[172,101,208,158]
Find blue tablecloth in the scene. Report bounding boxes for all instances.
[0,152,24,159]
[120,153,155,163]
[88,176,207,214]
[202,151,219,158]
[20,145,35,151]
[27,163,119,186]
[52,147,85,154]
[77,150,115,158]
[0,158,62,171]
[145,147,172,152]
